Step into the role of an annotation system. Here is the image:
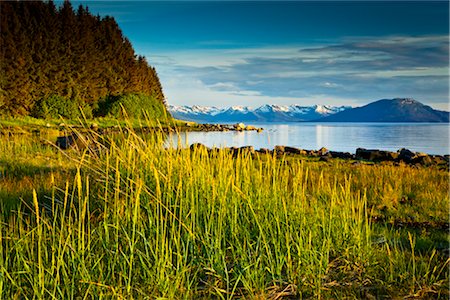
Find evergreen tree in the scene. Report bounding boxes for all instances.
[0,0,166,118]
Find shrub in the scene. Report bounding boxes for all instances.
[95,93,169,120]
[32,95,81,119]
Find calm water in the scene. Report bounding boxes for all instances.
[166,123,450,155]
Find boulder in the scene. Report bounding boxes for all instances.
[318,147,328,156]
[284,146,303,154]
[308,150,319,157]
[430,155,447,165]
[56,133,88,150]
[398,148,416,163]
[239,146,255,154]
[319,155,331,162]
[257,148,271,154]
[330,151,354,159]
[356,148,398,161]
[274,145,285,154]
[412,155,433,166]
[190,143,209,151]
[234,123,246,130]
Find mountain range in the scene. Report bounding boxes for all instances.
[168,99,449,123]
[168,104,350,122]
[319,98,449,122]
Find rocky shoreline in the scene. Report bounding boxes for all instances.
[6,122,445,169]
[190,143,449,168]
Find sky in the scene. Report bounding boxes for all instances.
[73,1,449,110]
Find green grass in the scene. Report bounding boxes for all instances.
[0,115,188,132]
[0,124,449,298]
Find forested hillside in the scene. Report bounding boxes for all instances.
[0,0,167,119]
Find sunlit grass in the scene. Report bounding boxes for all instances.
[1,123,449,298]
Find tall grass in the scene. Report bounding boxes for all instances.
[1,126,449,298]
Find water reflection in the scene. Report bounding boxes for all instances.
[166,123,450,155]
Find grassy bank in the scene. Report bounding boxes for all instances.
[1,124,449,298]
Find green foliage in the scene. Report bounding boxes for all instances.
[96,93,169,119]
[32,95,81,119]
[0,1,166,118]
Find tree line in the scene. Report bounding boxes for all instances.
[0,0,167,119]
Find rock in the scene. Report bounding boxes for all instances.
[190,143,209,151]
[411,153,433,166]
[257,148,271,154]
[274,145,285,153]
[318,147,328,156]
[257,128,263,133]
[430,155,447,165]
[356,148,398,161]
[308,150,319,157]
[284,146,302,154]
[415,152,428,157]
[398,148,415,163]
[56,133,88,150]
[239,146,255,154]
[319,155,331,162]
[246,125,257,130]
[234,123,246,130]
[46,123,52,128]
[330,151,353,159]
[413,155,433,166]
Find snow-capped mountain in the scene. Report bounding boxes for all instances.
[168,104,350,123]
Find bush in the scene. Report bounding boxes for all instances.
[95,93,169,120]
[32,95,82,119]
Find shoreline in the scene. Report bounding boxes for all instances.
[2,122,449,166]
[189,143,450,168]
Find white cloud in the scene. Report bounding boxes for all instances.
[140,35,449,109]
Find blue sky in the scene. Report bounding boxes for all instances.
[74,1,449,109]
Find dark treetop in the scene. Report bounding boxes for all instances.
[0,0,165,117]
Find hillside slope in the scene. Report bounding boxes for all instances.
[317,99,449,122]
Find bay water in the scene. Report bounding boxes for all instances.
[166,123,450,155]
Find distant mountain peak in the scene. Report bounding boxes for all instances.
[394,98,418,104]
[318,98,449,123]
[168,103,350,122]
